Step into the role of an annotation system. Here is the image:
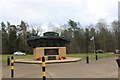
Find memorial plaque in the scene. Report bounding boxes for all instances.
[45,49,58,55]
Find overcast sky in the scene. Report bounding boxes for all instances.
[0,0,119,29]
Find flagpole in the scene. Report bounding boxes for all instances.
[93,37,95,54]
[93,37,98,60]
[90,36,97,60]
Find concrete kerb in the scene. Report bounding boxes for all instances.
[14,57,82,64]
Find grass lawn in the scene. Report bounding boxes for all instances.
[1,53,115,65]
[1,54,34,65]
[67,53,115,59]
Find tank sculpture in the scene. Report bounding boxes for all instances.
[27,32,70,48]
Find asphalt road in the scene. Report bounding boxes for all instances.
[2,56,118,78]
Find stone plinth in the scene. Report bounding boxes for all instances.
[33,47,66,60]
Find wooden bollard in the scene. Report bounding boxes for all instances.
[86,56,89,64]
[116,58,120,78]
[95,54,98,61]
[11,56,14,78]
[42,57,46,80]
[7,56,10,66]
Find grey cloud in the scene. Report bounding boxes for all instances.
[0,0,119,26]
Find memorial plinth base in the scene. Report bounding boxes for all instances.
[33,47,66,61]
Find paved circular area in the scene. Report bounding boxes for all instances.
[2,56,118,78]
[14,57,82,64]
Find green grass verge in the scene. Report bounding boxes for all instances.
[67,53,115,59]
[1,54,34,65]
[1,53,115,65]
